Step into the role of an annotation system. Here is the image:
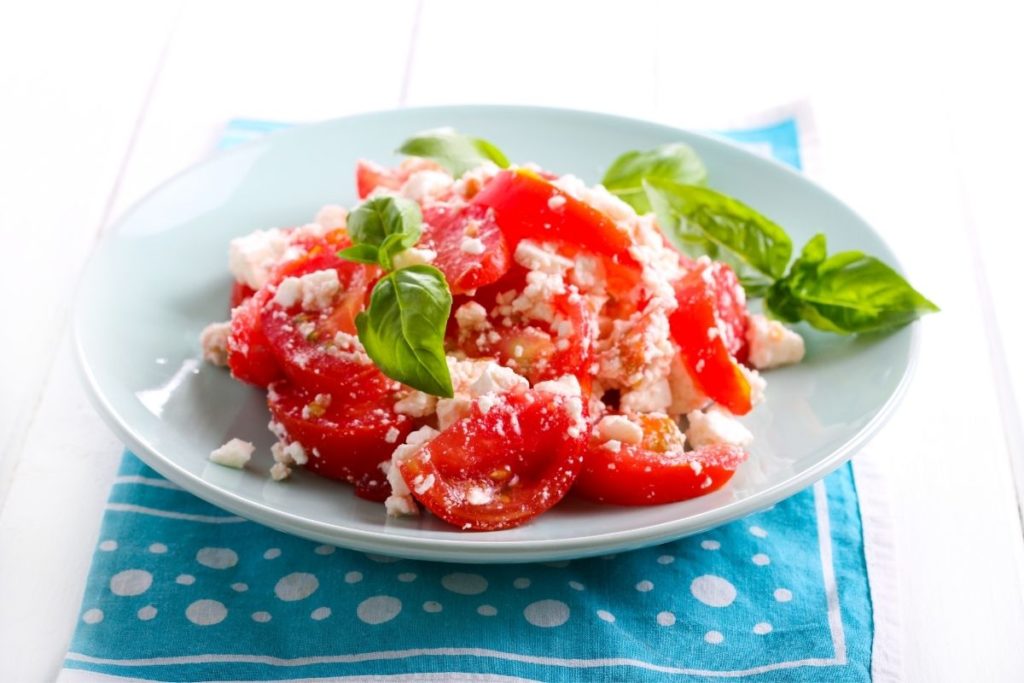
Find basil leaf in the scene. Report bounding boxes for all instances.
[342,196,422,269]
[603,143,707,213]
[766,233,939,334]
[338,244,380,265]
[355,265,454,397]
[399,129,509,177]
[644,179,793,279]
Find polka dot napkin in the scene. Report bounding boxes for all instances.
[62,115,880,682]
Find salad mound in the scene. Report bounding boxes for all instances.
[200,130,936,531]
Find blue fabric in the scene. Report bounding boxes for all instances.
[64,117,873,682]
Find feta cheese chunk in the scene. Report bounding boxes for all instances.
[392,246,437,270]
[460,236,486,255]
[314,204,347,229]
[228,227,293,290]
[394,390,438,417]
[200,321,231,366]
[596,415,643,445]
[746,314,805,369]
[209,438,254,469]
[383,426,440,517]
[400,169,454,202]
[620,378,672,414]
[270,462,292,481]
[686,406,753,449]
[513,240,573,275]
[273,268,340,311]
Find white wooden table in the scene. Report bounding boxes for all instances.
[2,1,1023,680]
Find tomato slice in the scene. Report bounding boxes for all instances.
[398,388,588,530]
[230,281,256,309]
[470,170,642,293]
[268,381,412,501]
[574,414,746,505]
[669,262,752,415]
[420,202,510,294]
[227,287,283,387]
[355,158,445,199]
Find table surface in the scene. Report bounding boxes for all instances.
[2,1,1023,680]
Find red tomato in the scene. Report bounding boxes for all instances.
[398,388,588,530]
[470,170,642,293]
[268,381,413,501]
[227,288,283,387]
[574,414,746,505]
[455,281,597,386]
[260,259,392,398]
[420,202,511,294]
[669,262,753,415]
[230,281,256,309]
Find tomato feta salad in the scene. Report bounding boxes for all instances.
[200,129,936,531]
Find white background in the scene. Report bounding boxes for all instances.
[1,0,1023,680]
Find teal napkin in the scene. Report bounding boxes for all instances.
[62,116,874,682]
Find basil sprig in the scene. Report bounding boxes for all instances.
[399,129,509,177]
[339,197,453,396]
[339,196,423,271]
[765,234,938,334]
[605,144,937,333]
[603,143,707,213]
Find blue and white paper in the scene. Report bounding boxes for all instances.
[62,116,875,682]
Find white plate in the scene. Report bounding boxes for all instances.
[74,106,917,563]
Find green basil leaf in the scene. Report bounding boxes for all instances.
[644,178,793,279]
[398,129,509,177]
[347,196,422,251]
[355,265,454,397]
[338,244,380,265]
[766,233,939,334]
[603,143,707,213]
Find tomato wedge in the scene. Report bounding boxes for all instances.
[471,170,642,293]
[574,414,746,505]
[420,202,510,294]
[227,287,283,387]
[398,388,588,530]
[669,262,752,415]
[268,381,412,501]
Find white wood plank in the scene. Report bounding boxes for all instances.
[0,1,418,678]
[0,0,181,504]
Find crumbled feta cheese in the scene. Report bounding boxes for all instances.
[452,161,501,198]
[620,377,673,414]
[686,406,754,449]
[742,366,767,406]
[394,390,438,417]
[301,393,332,419]
[383,426,440,516]
[273,269,340,311]
[602,439,622,452]
[314,204,347,229]
[460,236,486,255]
[466,486,493,506]
[200,321,231,366]
[392,246,437,270]
[513,240,573,275]
[547,194,567,210]
[746,314,805,369]
[228,228,293,290]
[455,301,489,332]
[413,473,436,495]
[596,415,643,445]
[668,355,709,415]
[270,462,292,481]
[385,427,400,444]
[209,438,254,468]
[282,441,308,466]
[400,170,454,202]
[328,332,371,365]
[469,362,529,397]
[508,270,566,323]
[436,397,472,431]
[534,375,582,397]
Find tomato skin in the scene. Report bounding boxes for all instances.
[470,170,642,292]
[399,388,588,530]
[420,202,510,294]
[227,289,284,387]
[574,415,745,505]
[230,281,256,309]
[669,262,752,415]
[356,159,403,199]
[268,381,413,501]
